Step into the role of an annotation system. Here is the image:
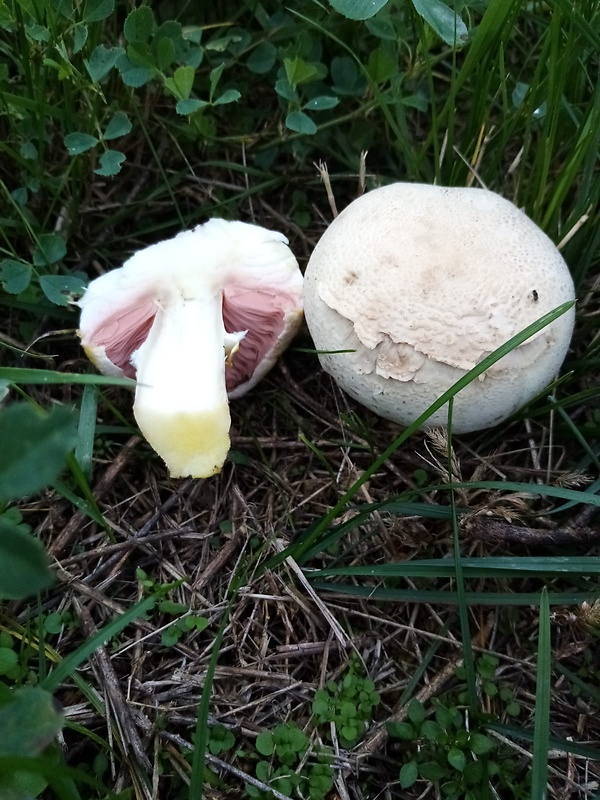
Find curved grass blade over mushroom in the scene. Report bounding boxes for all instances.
[269,300,574,568]
[78,219,303,478]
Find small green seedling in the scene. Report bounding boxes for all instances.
[312,657,380,747]
[389,698,495,798]
[247,722,334,800]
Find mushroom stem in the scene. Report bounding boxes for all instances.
[132,291,231,478]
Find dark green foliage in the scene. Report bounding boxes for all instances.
[388,697,521,799]
[247,722,334,800]
[312,656,381,747]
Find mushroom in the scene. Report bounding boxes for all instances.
[79,219,303,477]
[304,183,575,433]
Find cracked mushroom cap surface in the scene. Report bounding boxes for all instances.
[304,183,575,433]
[79,219,303,477]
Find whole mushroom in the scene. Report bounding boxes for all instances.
[79,219,303,477]
[304,183,575,433]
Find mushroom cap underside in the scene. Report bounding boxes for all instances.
[79,219,303,395]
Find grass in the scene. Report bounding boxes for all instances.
[1,1,600,799]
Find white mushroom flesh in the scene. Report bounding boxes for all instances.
[79,219,303,477]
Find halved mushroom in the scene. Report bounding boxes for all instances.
[304,183,575,433]
[79,219,303,477]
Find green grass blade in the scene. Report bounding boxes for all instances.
[0,367,135,387]
[311,556,600,579]
[75,384,97,482]
[448,398,477,708]
[531,587,551,800]
[273,302,574,568]
[51,475,108,530]
[437,480,600,508]
[299,501,462,563]
[487,722,600,762]
[309,582,596,607]
[188,601,232,799]
[41,595,156,692]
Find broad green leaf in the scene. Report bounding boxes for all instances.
[159,599,188,615]
[0,648,18,675]
[0,687,63,755]
[367,46,397,84]
[399,761,418,789]
[154,35,175,71]
[366,15,397,39]
[94,149,126,177]
[469,732,494,755]
[421,720,441,741]
[0,404,78,503]
[175,98,207,115]
[123,6,155,43]
[512,81,529,109]
[274,78,299,103]
[11,187,28,207]
[419,761,446,781]
[64,132,98,155]
[72,22,88,53]
[19,141,37,160]
[328,0,389,19]
[103,111,132,140]
[304,95,340,110]
[116,53,154,87]
[255,732,274,756]
[0,260,32,294]
[209,63,224,100]
[247,42,276,74]
[167,65,195,99]
[85,44,123,82]
[0,687,62,797]
[83,0,114,23]
[213,89,241,106]
[284,56,320,87]
[407,698,425,725]
[52,0,74,17]
[386,721,415,741]
[154,20,186,61]
[285,111,317,135]
[0,4,13,28]
[331,56,363,95]
[43,613,64,635]
[402,93,428,111]
[447,747,466,771]
[0,518,53,599]
[411,0,469,47]
[32,234,67,267]
[26,22,50,42]
[126,41,155,71]
[161,627,180,647]
[39,275,85,306]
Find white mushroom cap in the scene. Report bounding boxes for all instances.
[79,219,303,477]
[304,183,575,433]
